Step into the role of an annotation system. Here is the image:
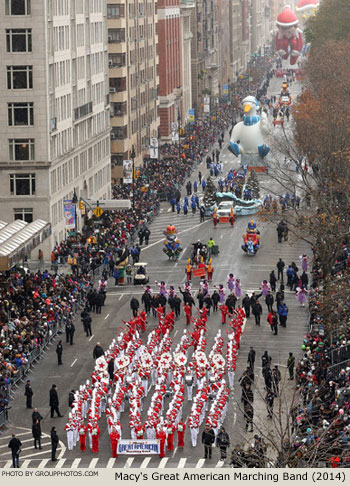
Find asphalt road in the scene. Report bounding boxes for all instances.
[0,74,308,469]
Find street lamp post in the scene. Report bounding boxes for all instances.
[178,108,181,161]
[130,145,136,211]
[72,188,78,241]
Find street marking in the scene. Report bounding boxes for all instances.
[89,335,94,342]
[38,459,50,468]
[178,458,186,468]
[174,262,178,267]
[220,234,223,239]
[55,459,66,468]
[167,208,171,212]
[70,358,77,368]
[88,458,99,468]
[174,330,178,337]
[118,294,124,301]
[196,458,206,468]
[140,457,151,468]
[0,437,35,449]
[233,412,237,424]
[4,460,12,468]
[124,457,134,468]
[20,460,31,468]
[2,431,32,440]
[172,446,178,458]
[215,460,225,468]
[159,458,168,468]
[72,458,81,468]
[141,221,210,252]
[104,313,110,320]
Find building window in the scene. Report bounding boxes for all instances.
[7,66,33,89]
[10,173,35,195]
[5,0,31,15]
[107,4,124,18]
[14,208,33,223]
[8,102,34,126]
[108,29,125,43]
[9,139,35,161]
[108,53,126,68]
[6,29,32,52]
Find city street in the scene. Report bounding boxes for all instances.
[0,76,309,469]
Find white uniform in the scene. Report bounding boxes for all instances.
[190,427,199,447]
[66,428,74,450]
[228,371,235,388]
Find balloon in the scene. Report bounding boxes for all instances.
[276,6,303,65]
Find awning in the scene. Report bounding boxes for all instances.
[0,220,51,271]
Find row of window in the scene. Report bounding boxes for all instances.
[5,0,30,16]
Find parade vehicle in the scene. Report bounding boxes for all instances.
[242,221,260,256]
[210,193,262,217]
[190,241,209,266]
[133,262,149,285]
[216,201,236,218]
[279,81,292,107]
[163,225,182,261]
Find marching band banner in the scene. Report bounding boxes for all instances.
[117,439,160,455]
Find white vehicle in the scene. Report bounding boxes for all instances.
[216,201,236,217]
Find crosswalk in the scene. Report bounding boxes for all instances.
[0,428,64,464]
[0,456,230,469]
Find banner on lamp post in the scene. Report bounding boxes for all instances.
[123,160,133,184]
[63,200,76,229]
[150,137,159,159]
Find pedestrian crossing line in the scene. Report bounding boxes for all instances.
[18,448,54,460]
[124,457,134,468]
[88,458,99,468]
[38,459,50,468]
[20,460,31,468]
[159,458,168,468]
[178,458,187,468]
[4,460,12,468]
[215,460,225,468]
[72,458,81,468]
[196,458,206,468]
[140,457,151,468]
[2,431,32,440]
[106,458,116,468]
[55,459,66,468]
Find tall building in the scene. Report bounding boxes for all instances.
[251,0,274,56]
[190,0,219,117]
[0,0,111,254]
[108,0,159,171]
[180,0,194,125]
[158,0,182,138]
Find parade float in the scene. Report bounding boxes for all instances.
[275,5,303,66]
[242,221,260,256]
[202,176,262,217]
[163,225,182,261]
[279,81,292,107]
[228,96,270,169]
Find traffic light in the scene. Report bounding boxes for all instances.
[78,200,84,211]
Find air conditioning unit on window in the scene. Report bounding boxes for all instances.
[108,60,113,67]
[110,87,116,93]
[111,133,116,139]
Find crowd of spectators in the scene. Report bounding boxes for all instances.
[0,270,91,413]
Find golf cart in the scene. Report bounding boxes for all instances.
[133,262,149,285]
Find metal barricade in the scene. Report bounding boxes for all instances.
[0,409,6,426]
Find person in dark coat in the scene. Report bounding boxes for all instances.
[95,293,104,314]
[56,340,63,365]
[266,390,274,418]
[269,270,277,292]
[174,295,181,318]
[202,424,215,459]
[216,427,230,460]
[211,290,220,312]
[68,390,75,408]
[141,290,152,314]
[32,408,43,425]
[226,294,237,313]
[49,385,62,418]
[242,294,251,318]
[51,427,59,461]
[8,434,22,468]
[247,347,256,370]
[130,297,140,317]
[144,228,151,245]
[65,321,75,345]
[265,292,274,312]
[276,258,285,281]
[25,380,33,409]
[251,300,262,326]
[83,314,92,336]
[32,419,42,449]
[108,358,115,381]
[93,342,104,359]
